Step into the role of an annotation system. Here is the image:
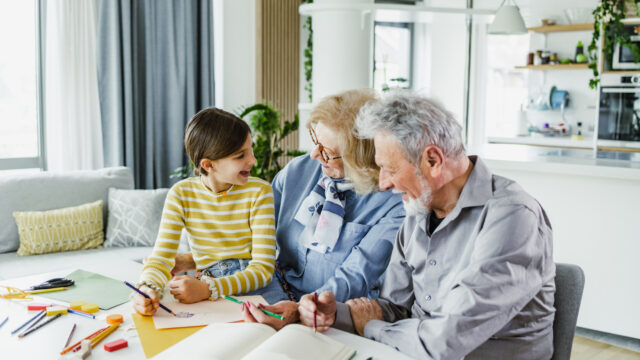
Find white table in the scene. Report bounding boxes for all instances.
[0,260,413,359]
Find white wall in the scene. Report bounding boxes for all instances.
[213,0,256,113]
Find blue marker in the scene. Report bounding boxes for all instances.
[0,316,8,328]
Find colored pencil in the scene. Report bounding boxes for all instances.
[60,326,108,355]
[313,292,318,333]
[18,313,62,338]
[224,295,285,320]
[90,323,118,348]
[123,281,176,316]
[24,287,68,294]
[11,310,44,335]
[63,323,76,350]
[67,308,95,319]
[22,311,46,333]
[0,316,8,328]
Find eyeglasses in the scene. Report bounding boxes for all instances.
[308,127,342,163]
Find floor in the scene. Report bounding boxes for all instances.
[573,328,640,360]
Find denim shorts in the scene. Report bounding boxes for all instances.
[202,258,251,278]
[201,258,289,304]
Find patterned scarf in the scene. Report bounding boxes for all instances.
[294,176,352,253]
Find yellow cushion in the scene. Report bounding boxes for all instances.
[13,200,104,256]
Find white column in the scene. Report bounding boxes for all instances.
[298,0,374,150]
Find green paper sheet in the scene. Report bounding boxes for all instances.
[38,269,131,310]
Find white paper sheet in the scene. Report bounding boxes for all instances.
[152,295,267,329]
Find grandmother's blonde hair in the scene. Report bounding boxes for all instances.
[308,88,380,194]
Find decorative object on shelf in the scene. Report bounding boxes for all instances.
[575,41,588,63]
[488,0,527,34]
[588,0,640,89]
[239,104,306,182]
[540,18,556,26]
[534,50,543,65]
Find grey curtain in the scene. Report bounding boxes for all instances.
[97,0,214,189]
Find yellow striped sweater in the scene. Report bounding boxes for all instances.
[139,176,276,299]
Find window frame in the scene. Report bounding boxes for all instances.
[373,21,415,90]
[0,0,47,171]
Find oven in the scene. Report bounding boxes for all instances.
[597,74,640,152]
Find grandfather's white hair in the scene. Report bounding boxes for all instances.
[355,90,466,165]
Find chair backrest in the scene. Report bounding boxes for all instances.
[552,263,585,360]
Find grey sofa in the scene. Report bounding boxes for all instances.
[0,167,154,280]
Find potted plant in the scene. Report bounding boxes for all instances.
[239,104,306,182]
[588,0,640,88]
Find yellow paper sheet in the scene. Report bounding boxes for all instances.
[132,313,205,358]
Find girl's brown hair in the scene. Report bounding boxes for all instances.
[184,107,251,176]
[308,88,380,194]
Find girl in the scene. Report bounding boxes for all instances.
[133,107,276,316]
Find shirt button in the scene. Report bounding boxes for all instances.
[429,259,437,266]
[425,295,431,301]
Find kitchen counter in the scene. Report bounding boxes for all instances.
[470,143,640,340]
[470,144,640,181]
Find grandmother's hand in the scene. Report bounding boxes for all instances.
[298,291,336,332]
[242,300,299,330]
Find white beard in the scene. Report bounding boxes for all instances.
[397,169,433,217]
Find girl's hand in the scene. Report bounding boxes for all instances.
[168,275,211,303]
[171,253,196,276]
[132,285,159,316]
[242,300,299,330]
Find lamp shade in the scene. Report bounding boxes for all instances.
[488,3,527,34]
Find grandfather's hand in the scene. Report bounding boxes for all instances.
[242,300,299,330]
[298,291,336,332]
[132,285,159,316]
[168,275,211,303]
[171,252,197,276]
[345,297,383,336]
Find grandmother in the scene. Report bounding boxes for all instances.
[173,88,404,329]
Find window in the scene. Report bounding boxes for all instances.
[483,34,530,138]
[373,22,413,92]
[0,0,44,171]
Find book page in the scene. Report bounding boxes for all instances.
[154,323,276,360]
[242,324,356,360]
[153,295,266,329]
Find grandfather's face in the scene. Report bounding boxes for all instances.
[374,132,432,215]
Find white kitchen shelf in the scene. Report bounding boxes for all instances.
[487,136,594,150]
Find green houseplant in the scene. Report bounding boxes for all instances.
[588,0,640,88]
[170,104,305,183]
[239,104,306,182]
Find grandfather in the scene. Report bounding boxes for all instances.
[299,91,555,359]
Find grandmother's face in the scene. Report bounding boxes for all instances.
[310,122,345,179]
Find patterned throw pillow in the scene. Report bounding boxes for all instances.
[13,200,104,256]
[104,188,169,248]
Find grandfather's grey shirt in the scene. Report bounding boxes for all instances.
[334,156,555,359]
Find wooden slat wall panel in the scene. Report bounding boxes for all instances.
[256,0,301,166]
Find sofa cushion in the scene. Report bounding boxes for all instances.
[0,246,153,281]
[0,167,133,253]
[14,200,104,256]
[105,188,169,248]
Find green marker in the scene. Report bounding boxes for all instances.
[224,295,285,320]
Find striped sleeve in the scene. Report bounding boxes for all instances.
[139,186,184,292]
[208,183,277,297]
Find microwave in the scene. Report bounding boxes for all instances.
[612,26,640,70]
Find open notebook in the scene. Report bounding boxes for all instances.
[155,322,356,360]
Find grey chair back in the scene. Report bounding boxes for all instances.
[552,263,585,360]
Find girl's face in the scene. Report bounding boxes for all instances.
[309,122,345,179]
[202,133,256,193]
